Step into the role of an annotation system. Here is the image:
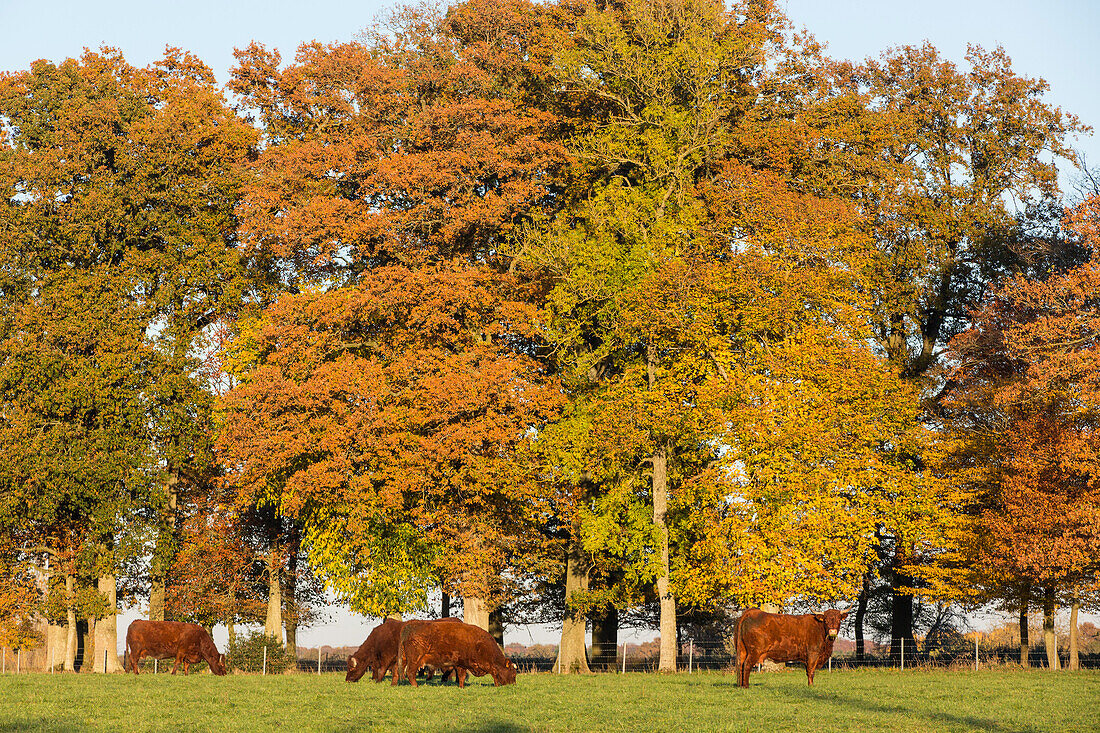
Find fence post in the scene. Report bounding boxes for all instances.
[104,649,107,674]
[974,635,978,672]
[318,647,321,675]
[829,656,832,673]
[18,649,21,673]
[2,647,5,674]
[689,640,693,673]
[263,645,267,676]
[155,658,158,674]
[621,644,626,674]
[900,638,904,672]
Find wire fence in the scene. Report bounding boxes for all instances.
[508,638,1100,674]
[4,637,1098,674]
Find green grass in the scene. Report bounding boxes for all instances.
[0,668,1097,732]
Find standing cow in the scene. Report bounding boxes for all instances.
[393,619,516,688]
[346,618,463,683]
[125,620,227,675]
[736,608,849,687]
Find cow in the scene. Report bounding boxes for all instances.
[125,619,227,676]
[346,617,464,683]
[735,608,849,687]
[393,619,516,688]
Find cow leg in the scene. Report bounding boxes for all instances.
[408,660,422,688]
[171,653,183,675]
[456,668,467,688]
[183,660,190,675]
[131,651,142,675]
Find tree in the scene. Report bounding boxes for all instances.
[826,42,1086,655]
[943,195,1100,669]
[222,1,567,625]
[0,46,259,668]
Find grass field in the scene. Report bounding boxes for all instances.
[0,668,1096,733]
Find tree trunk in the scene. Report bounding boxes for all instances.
[64,573,77,672]
[265,549,283,643]
[442,592,450,618]
[648,342,677,674]
[46,622,64,672]
[92,574,122,673]
[1042,586,1059,670]
[488,608,504,648]
[81,616,96,673]
[463,596,489,631]
[148,580,166,622]
[1019,582,1030,667]
[285,532,299,653]
[889,544,916,664]
[149,472,179,622]
[652,440,677,673]
[590,606,619,671]
[855,571,870,661]
[555,542,590,674]
[1068,592,1079,671]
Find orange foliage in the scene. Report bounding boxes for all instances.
[945,196,1100,600]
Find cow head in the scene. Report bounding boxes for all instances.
[814,609,850,640]
[346,655,368,683]
[210,652,228,676]
[495,658,518,686]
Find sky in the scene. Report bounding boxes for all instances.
[3,0,1098,649]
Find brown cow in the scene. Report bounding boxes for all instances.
[393,619,516,688]
[736,608,849,687]
[346,618,463,683]
[125,620,227,676]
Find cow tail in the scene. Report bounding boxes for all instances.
[124,639,131,672]
[735,613,745,667]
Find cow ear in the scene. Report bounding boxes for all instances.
[348,657,357,669]
[813,614,825,622]
[841,611,850,620]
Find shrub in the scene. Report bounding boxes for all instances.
[228,631,296,673]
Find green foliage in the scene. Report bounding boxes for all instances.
[228,631,297,674]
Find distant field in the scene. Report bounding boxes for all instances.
[0,668,1096,732]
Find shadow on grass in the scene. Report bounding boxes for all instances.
[780,685,1037,733]
[449,723,531,733]
[0,719,81,733]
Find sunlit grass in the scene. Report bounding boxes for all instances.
[0,667,1096,732]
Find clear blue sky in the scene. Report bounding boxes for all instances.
[4,0,1097,645]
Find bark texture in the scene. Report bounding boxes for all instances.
[590,606,618,671]
[1042,586,1059,670]
[555,543,591,674]
[1019,583,1030,667]
[92,574,123,672]
[648,343,677,673]
[463,596,490,631]
[265,550,283,643]
[1068,594,1080,671]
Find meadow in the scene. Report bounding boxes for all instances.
[0,668,1096,733]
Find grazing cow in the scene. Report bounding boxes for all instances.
[393,619,516,688]
[346,618,463,683]
[736,608,849,687]
[125,620,227,676]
